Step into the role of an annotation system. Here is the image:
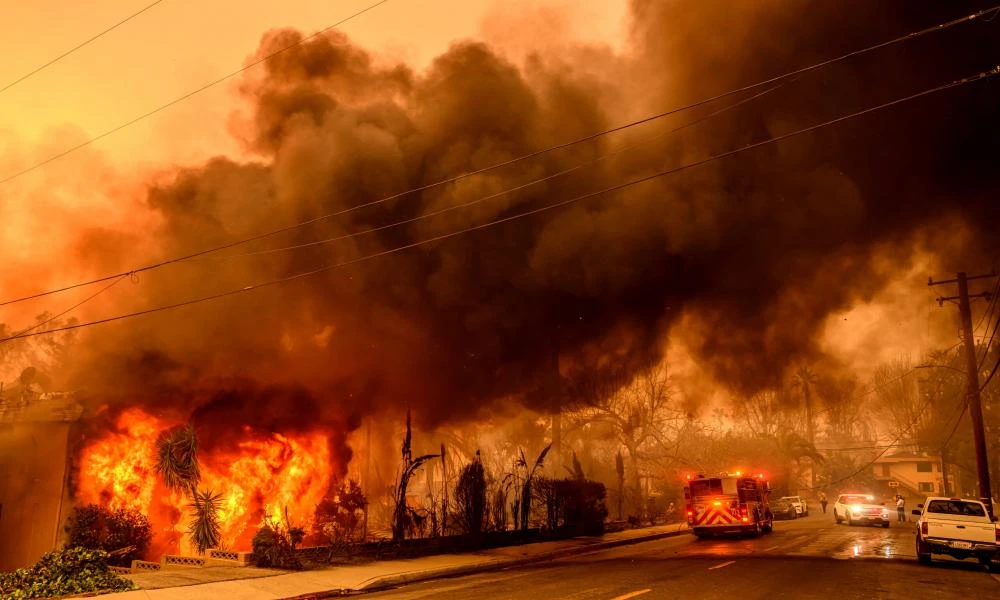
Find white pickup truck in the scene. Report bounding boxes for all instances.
[913,497,999,570]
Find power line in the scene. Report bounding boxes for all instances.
[0,0,392,187]
[2,66,996,343]
[0,275,128,344]
[940,403,969,449]
[214,85,784,261]
[980,354,1000,392]
[0,0,169,96]
[977,277,1000,367]
[805,394,939,491]
[1,4,998,308]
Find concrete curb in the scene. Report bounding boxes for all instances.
[347,526,689,595]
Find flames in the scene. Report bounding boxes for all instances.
[75,408,332,554]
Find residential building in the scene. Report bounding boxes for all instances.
[872,451,956,499]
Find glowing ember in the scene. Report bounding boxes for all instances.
[75,408,332,554]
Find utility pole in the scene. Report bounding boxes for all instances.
[930,270,995,518]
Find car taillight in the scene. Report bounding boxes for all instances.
[921,521,928,535]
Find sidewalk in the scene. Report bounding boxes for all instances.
[102,523,688,599]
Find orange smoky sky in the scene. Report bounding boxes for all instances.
[0,0,625,330]
[0,0,627,167]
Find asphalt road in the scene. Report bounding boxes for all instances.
[363,512,1000,599]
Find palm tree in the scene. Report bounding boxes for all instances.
[156,424,222,554]
[793,366,819,488]
[155,424,200,495]
[188,490,223,553]
[775,431,825,492]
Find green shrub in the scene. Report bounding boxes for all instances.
[65,504,152,566]
[0,547,135,599]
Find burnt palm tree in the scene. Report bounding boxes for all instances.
[516,444,551,531]
[392,410,438,543]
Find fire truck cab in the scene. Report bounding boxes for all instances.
[684,472,774,538]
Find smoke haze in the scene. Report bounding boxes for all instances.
[2,0,998,456]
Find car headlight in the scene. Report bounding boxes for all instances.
[851,505,863,513]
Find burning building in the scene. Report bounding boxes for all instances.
[0,0,997,569]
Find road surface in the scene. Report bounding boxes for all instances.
[363,512,999,599]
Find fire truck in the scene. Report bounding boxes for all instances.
[684,472,774,538]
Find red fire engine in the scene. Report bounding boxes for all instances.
[684,472,774,537]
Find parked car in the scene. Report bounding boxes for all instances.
[778,496,809,517]
[913,497,999,570]
[772,498,798,520]
[833,493,889,527]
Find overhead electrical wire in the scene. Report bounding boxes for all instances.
[1,4,998,308]
[0,82,782,340]
[0,0,169,95]
[2,80,782,343]
[0,0,393,187]
[0,275,129,345]
[1,66,996,344]
[214,85,785,261]
[801,393,940,492]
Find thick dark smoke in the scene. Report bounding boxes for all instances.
[64,0,998,437]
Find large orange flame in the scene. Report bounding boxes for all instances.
[75,408,332,555]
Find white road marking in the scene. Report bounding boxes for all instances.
[610,589,652,600]
[992,574,1000,585]
[763,546,779,551]
[708,560,736,570]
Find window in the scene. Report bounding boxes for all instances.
[690,479,723,497]
[918,482,934,492]
[916,462,932,473]
[926,500,986,516]
[881,464,891,477]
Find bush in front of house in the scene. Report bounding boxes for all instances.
[64,504,152,566]
[0,546,135,599]
[252,518,304,570]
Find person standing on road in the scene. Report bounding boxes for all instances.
[819,492,828,514]
[896,495,905,523]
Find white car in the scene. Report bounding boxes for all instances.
[833,493,890,528]
[913,497,999,570]
[778,496,809,517]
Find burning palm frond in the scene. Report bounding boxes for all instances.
[155,424,200,493]
[188,489,223,554]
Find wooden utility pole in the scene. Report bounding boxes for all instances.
[930,270,995,518]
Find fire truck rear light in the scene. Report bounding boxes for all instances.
[687,511,693,517]
[713,501,721,506]
[741,517,749,523]
[921,521,928,535]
